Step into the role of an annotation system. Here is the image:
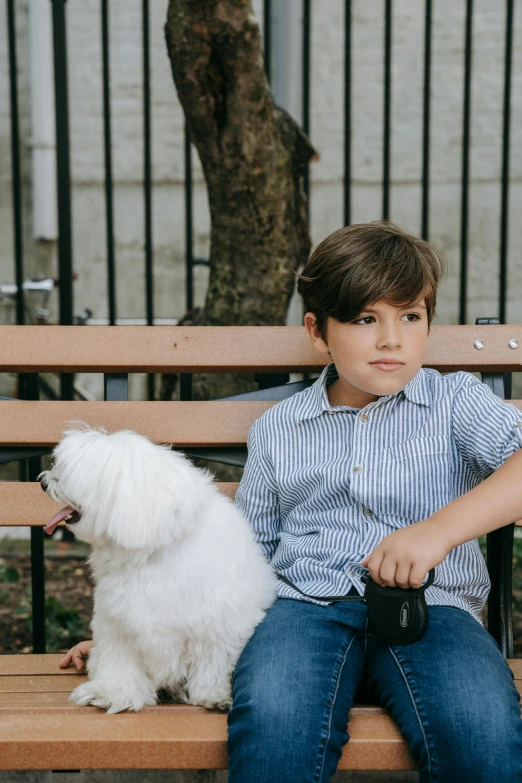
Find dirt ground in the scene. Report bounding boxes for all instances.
[0,539,94,654]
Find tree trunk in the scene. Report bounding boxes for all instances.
[162,0,316,404]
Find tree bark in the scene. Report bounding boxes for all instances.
[162,0,316,405]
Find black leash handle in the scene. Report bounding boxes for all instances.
[277,569,435,603]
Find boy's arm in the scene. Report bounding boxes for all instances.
[363,448,522,588]
[426,447,522,546]
[234,419,281,563]
[363,373,522,588]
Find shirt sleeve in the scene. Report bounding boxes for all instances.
[234,418,281,563]
[451,371,522,481]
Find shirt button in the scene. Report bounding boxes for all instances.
[359,414,368,422]
[354,466,363,474]
[364,507,373,516]
[327,410,337,415]
[515,422,522,428]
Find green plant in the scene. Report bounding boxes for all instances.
[0,564,20,583]
[0,563,19,603]
[14,587,90,651]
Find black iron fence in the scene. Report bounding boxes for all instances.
[2,0,520,652]
[5,1,518,340]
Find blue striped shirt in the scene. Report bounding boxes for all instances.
[234,363,522,623]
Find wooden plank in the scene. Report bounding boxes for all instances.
[0,401,273,447]
[0,675,88,693]
[0,692,225,713]
[2,655,518,684]
[0,656,519,771]
[1,399,521,448]
[0,482,239,527]
[0,655,81,676]
[0,325,521,373]
[0,710,416,771]
[1,482,520,528]
[0,691,389,716]
[510,659,522,678]
[0,659,414,771]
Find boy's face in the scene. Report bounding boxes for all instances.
[304,297,429,409]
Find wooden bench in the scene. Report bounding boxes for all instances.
[0,323,520,772]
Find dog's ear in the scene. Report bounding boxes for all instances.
[99,437,204,551]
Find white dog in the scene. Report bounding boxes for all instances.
[39,422,277,714]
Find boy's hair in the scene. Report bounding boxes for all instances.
[295,220,447,343]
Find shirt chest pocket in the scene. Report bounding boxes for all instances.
[372,435,452,521]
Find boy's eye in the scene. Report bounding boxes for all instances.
[353,313,421,325]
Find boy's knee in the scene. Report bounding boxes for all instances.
[229,680,306,733]
[427,706,522,782]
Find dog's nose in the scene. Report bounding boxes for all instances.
[40,477,48,492]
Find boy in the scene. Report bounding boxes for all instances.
[226,222,522,781]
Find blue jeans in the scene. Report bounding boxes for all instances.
[227,594,522,782]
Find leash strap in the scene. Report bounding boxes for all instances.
[276,573,365,603]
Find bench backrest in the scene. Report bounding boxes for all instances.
[1,324,521,530]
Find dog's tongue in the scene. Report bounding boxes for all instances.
[45,506,75,535]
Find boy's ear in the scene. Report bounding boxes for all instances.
[304,312,330,355]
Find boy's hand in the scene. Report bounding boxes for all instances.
[59,640,94,672]
[361,519,452,589]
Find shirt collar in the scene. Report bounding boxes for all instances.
[296,362,431,423]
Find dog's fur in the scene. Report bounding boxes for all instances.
[39,422,277,714]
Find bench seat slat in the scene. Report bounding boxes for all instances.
[0,655,416,771]
[0,657,519,772]
[0,692,226,712]
[0,654,518,687]
[0,655,518,771]
[0,675,87,693]
[0,711,416,771]
[1,325,521,372]
[1,399,521,447]
[0,691,390,716]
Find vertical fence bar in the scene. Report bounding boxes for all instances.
[459,0,473,325]
[29,459,45,652]
[263,0,271,83]
[9,0,26,486]
[142,0,154,399]
[343,0,352,227]
[184,122,194,314]
[499,0,514,325]
[51,0,74,400]
[180,126,193,406]
[101,0,116,326]
[179,373,192,402]
[421,0,432,240]
[382,0,392,220]
[18,374,46,653]
[6,0,25,326]
[302,0,311,202]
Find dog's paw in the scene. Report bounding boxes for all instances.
[161,682,189,704]
[186,684,233,711]
[69,681,156,714]
[211,694,233,711]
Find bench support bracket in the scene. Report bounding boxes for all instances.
[477,317,514,659]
